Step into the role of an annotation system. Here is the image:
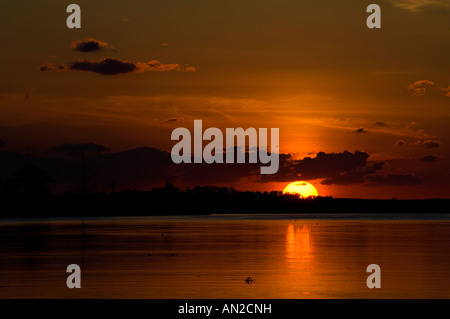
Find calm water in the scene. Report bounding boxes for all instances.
[0,214,449,299]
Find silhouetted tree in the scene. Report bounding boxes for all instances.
[164,182,180,193]
[15,165,54,197]
[0,178,20,196]
[75,153,97,194]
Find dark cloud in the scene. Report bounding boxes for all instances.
[0,139,6,147]
[420,155,437,163]
[365,174,423,186]
[69,58,140,75]
[249,153,296,183]
[259,151,372,184]
[40,57,184,75]
[321,162,384,185]
[354,128,368,134]
[395,140,406,147]
[296,151,370,180]
[71,38,108,52]
[39,63,66,72]
[375,122,388,127]
[173,146,263,185]
[416,140,440,149]
[50,143,111,156]
[424,141,440,149]
[0,150,74,186]
[320,171,366,185]
[0,147,174,192]
[258,151,425,187]
[164,117,184,123]
[90,147,176,189]
[180,162,260,185]
[0,146,427,193]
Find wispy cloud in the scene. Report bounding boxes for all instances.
[414,140,440,149]
[39,57,194,75]
[390,121,440,148]
[392,0,450,12]
[163,117,184,123]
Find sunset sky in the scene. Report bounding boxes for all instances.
[0,0,449,198]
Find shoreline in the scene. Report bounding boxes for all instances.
[2,212,450,224]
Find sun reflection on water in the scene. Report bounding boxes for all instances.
[286,224,314,267]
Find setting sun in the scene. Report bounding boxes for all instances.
[283,181,319,198]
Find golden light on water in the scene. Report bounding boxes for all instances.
[286,223,314,285]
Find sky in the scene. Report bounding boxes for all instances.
[0,0,449,198]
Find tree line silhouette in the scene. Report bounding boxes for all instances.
[0,165,448,218]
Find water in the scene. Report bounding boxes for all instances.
[1,214,449,299]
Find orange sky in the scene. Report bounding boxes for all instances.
[0,0,449,198]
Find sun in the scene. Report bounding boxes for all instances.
[283,181,318,198]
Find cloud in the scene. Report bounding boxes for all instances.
[39,58,192,75]
[415,140,440,149]
[259,151,375,184]
[68,58,140,75]
[392,0,450,12]
[71,38,108,52]
[407,80,434,96]
[144,60,182,72]
[354,128,368,134]
[395,139,440,148]
[395,122,440,146]
[321,162,384,185]
[395,140,406,147]
[409,80,435,87]
[297,151,370,179]
[50,143,111,156]
[298,151,374,182]
[420,155,437,163]
[440,86,450,97]
[182,65,196,72]
[179,161,260,186]
[163,117,184,123]
[0,146,431,193]
[39,63,66,72]
[375,121,388,127]
[0,147,254,191]
[365,174,423,186]
[0,139,6,147]
[0,147,176,191]
[258,151,426,187]
[91,147,177,189]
